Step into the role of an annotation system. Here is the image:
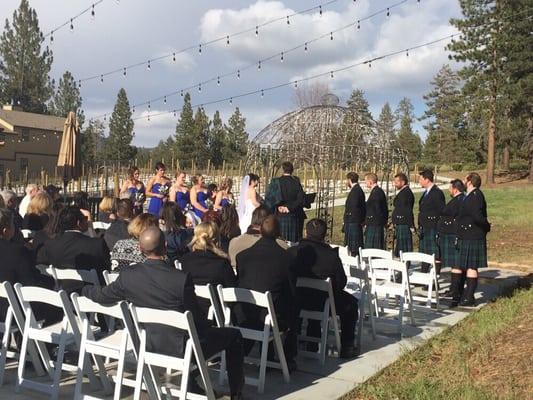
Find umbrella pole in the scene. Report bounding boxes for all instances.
[63,179,68,205]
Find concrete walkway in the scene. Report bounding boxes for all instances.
[0,267,525,400]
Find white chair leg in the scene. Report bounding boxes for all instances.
[0,312,12,386]
[319,316,328,365]
[51,334,67,400]
[74,332,88,400]
[218,352,226,386]
[113,333,129,400]
[133,339,146,400]
[16,319,31,392]
[367,290,377,340]
[271,326,290,383]
[257,327,270,394]
[330,311,341,355]
[179,343,193,400]
[434,274,440,310]
[397,297,405,337]
[427,278,434,308]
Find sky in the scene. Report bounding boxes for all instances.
[0,0,463,148]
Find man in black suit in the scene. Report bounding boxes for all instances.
[418,170,446,271]
[392,173,415,257]
[104,199,133,250]
[364,173,388,249]
[275,161,306,243]
[343,172,366,255]
[290,218,359,358]
[83,227,245,399]
[235,215,297,369]
[456,173,490,307]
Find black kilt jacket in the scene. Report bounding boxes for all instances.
[437,193,464,235]
[365,186,388,227]
[392,186,414,227]
[418,185,445,229]
[344,184,366,224]
[456,189,490,240]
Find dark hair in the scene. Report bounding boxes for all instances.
[251,205,271,226]
[207,183,218,193]
[306,218,327,241]
[420,169,434,182]
[44,185,61,197]
[248,173,260,183]
[261,215,280,239]
[72,191,89,210]
[466,172,482,188]
[220,205,239,238]
[44,203,65,238]
[281,161,294,174]
[450,179,465,192]
[202,210,221,226]
[58,206,84,232]
[0,208,13,231]
[394,173,408,185]
[155,162,165,171]
[161,202,186,232]
[116,198,133,220]
[346,172,359,183]
[128,166,139,180]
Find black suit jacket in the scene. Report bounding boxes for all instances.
[278,175,306,219]
[82,259,208,357]
[104,219,130,251]
[456,189,490,240]
[365,186,388,226]
[344,184,366,224]
[392,186,415,227]
[418,185,445,229]
[438,194,464,235]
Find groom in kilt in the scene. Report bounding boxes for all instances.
[438,179,465,306]
[343,172,366,255]
[418,169,445,271]
[456,172,490,306]
[275,161,306,243]
[392,173,415,257]
[364,173,388,249]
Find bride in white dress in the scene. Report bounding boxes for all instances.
[238,173,261,233]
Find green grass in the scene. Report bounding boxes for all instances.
[340,288,533,400]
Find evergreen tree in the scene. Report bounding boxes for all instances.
[345,89,374,143]
[49,70,84,126]
[0,0,53,113]
[375,103,397,149]
[81,119,104,167]
[192,107,210,168]
[223,107,248,164]
[209,110,226,167]
[395,97,422,166]
[174,93,196,168]
[106,88,136,163]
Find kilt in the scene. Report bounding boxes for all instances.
[394,225,413,257]
[419,227,440,259]
[344,223,364,255]
[277,213,303,243]
[439,233,460,268]
[364,225,385,250]
[459,239,487,270]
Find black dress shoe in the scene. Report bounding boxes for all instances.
[459,297,476,307]
[287,358,297,373]
[339,345,359,359]
[230,393,244,400]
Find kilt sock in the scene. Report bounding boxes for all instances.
[463,277,478,303]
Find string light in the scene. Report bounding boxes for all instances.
[294,80,298,88]
[199,44,202,54]
[198,83,202,92]
[304,42,308,52]
[286,16,290,25]
[237,70,241,79]
[163,96,167,104]
[319,5,322,16]
[226,35,230,45]
[148,101,151,110]
[147,60,151,71]
[123,67,127,77]
[173,53,176,62]
[255,25,259,36]
[387,7,390,17]
[280,52,284,62]
[357,20,360,29]
[132,105,135,113]
[78,80,82,88]
[406,49,409,57]
[100,75,103,83]
[91,4,95,19]
[330,71,334,78]
[258,60,262,70]
[50,31,54,42]
[180,90,184,97]
[217,76,221,86]
[173,110,177,117]
[70,19,74,31]
[229,97,233,105]
[330,32,333,40]
[261,89,264,98]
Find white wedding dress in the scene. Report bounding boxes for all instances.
[239,198,256,233]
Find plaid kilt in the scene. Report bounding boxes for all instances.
[394,225,413,257]
[344,223,364,254]
[419,227,440,259]
[364,225,385,250]
[277,214,303,243]
[439,233,460,268]
[459,239,488,270]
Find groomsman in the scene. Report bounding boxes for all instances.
[438,179,465,306]
[456,172,490,306]
[364,173,388,250]
[392,173,414,257]
[418,170,445,270]
[343,172,366,255]
[275,161,306,243]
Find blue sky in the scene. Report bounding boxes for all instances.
[1,0,463,147]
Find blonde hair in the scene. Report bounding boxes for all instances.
[99,196,116,213]
[219,177,233,192]
[27,192,53,215]
[191,174,202,185]
[190,221,227,258]
[127,213,159,239]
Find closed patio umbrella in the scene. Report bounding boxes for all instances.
[57,111,81,201]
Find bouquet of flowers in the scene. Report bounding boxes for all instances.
[134,192,145,203]
[158,185,169,197]
[227,197,235,206]
[205,198,214,210]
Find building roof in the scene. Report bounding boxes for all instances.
[0,108,66,133]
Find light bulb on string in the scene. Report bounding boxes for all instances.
[237,70,241,79]
[217,76,220,86]
[226,35,230,45]
[330,71,334,78]
[258,60,262,70]
[132,105,135,113]
[180,90,184,97]
[280,52,284,62]
[148,101,151,110]
[198,83,202,93]
[173,110,177,117]
[387,8,390,17]
[91,4,95,19]
[261,89,264,98]
[199,44,202,54]
[147,114,150,122]
[286,16,290,25]
[406,49,409,57]
[368,61,372,68]
[294,80,298,88]
[319,5,322,16]
[100,75,103,83]
[103,114,106,121]
[173,53,176,62]
[123,67,127,77]
[78,80,82,88]
[229,97,233,105]
[330,32,333,40]
[304,42,308,52]
[163,96,167,104]
[50,31,55,41]
[255,26,259,36]
[70,19,74,32]
[147,60,151,71]
[357,20,360,29]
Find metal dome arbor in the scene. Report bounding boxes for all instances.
[246,94,408,241]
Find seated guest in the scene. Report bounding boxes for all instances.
[111,213,158,270]
[235,215,297,368]
[33,203,64,258]
[19,183,39,218]
[23,192,53,231]
[44,184,62,203]
[82,227,245,399]
[104,199,133,251]
[289,218,359,358]
[202,209,221,226]
[219,205,241,252]
[97,196,117,223]
[228,206,288,268]
[160,202,193,263]
[0,190,23,230]
[72,191,93,222]
[181,222,236,316]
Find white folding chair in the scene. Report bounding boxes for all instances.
[0,282,45,386]
[130,305,216,400]
[331,244,350,258]
[217,286,290,394]
[93,222,111,231]
[370,259,415,337]
[400,252,440,309]
[296,277,341,365]
[194,284,224,328]
[174,260,182,270]
[359,247,394,315]
[110,260,120,271]
[102,271,119,286]
[21,229,34,239]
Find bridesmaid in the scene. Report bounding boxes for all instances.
[214,177,234,211]
[146,162,171,217]
[190,174,209,219]
[169,171,190,211]
[120,166,145,215]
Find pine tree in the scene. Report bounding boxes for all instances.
[223,107,248,164]
[81,119,105,167]
[395,97,422,166]
[49,70,84,126]
[106,88,136,163]
[174,93,196,168]
[192,107,210,168]
[345,89,374,143]
[375,103,397,149]
[209,110,226,168]
[0,0,53,113]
